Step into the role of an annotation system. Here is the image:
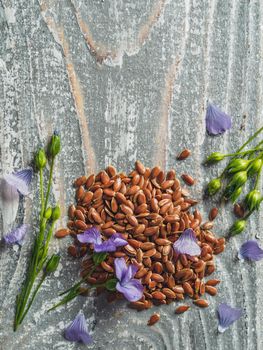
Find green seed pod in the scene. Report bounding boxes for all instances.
[229,219,246,236]
[230,171,248,188]
[207,178,222,196]
[44,207,52,220]
[48,131,61,158]
[45,254,60,274]
[35,149,47,170]
[52,205,61,221]
[227,159,251,174]
[248,159,263,176]
[229,186,243,203]
[206,152,225,163]
[245,189,261,212]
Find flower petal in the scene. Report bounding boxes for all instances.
[110,233,128,247]
[64,311,92,345]
[77,227,102,245]
[238,240,263,261]
[206,103,232,135]
[173,228,201,256]
[94,240,116,252]
[3,168,33,196]
[217,303,242,333]
[114,257,128,282]
[116,279,144,302]
[3,224,29,245]
[123,264,138,284]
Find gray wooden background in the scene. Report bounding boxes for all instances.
[1,0,263,349]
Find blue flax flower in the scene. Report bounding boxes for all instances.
[64,310,92,345]
[114,257,144,302]
[173,228,201,256]
[206,103,232,135]
[217,303,242,333]
[77,227,127,252]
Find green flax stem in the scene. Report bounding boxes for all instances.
[39,168,45,220]
[44,157,55,213]
[237,127,263,152]
[14,158,56,330]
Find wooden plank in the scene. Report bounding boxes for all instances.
[0,0,262,349]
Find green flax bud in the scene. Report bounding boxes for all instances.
[245,190,261,212]
[45,254,60,274]
[229,186,243,203]
[48,131,61,158]
[248,159,263,176]
[230,171,248,188]
[35,149,47,169]
[227,159,251,174]
[44,207,52,220]
[229,219,246,236]
[206,152,225,163]
[207,178,222,195]
[52,205,61,221]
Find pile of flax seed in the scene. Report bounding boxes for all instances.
[56,156,224,317]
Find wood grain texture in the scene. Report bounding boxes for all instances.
[0,0,263,349]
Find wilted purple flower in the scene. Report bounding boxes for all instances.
[3,224,29,245]
[173,228,201,256]
[2,168,33,200]
[64,310,92,345]
[238,240,263,261]
[217,303,243,333]
[206,103,232,135]
[77,227,127,252]
[114,257,144,302]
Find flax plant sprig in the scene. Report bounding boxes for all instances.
[14,132,61,331]
[206,126,263,236]
[48,228,143,311]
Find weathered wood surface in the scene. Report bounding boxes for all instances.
[1,0,263,349]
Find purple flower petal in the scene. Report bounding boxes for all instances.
[206,103,232,135]
[77,227,102,245]
[123,264,138,284]
[114,258,143,301]
[3,168,33,196]
[3,224,29,245]
[238,240,263,261]
[217,303,243,333]
[173,228,201,256]
[110,233,128,248]
[64,310,92,345]
[94,240,116,252]
[114,257,128,282]
[116,279,144,302]
[94,233,128,252]
[77,230,127,253]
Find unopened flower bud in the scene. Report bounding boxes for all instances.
[206,152,225,163]
[51,205,60,221]
[207,178,222,195]
[230,171,247,188]
[48,131,61,158]
[248,159,263,176]
[227,159,251,174]
[245,190,261,212]
[35,149,47,170]
[44,207,52,220]
[45,254,60,274]
[229,219,246,236]
[229,186,243,203]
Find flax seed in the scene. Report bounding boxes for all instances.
[147,313,160,326]
[177,149,191,160]
[175,305,190,314]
